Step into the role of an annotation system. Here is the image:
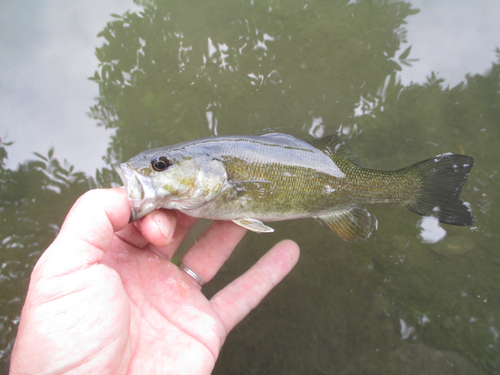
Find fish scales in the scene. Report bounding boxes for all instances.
[210,139,418,218]
[216,158,338,219]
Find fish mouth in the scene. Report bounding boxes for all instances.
[114,163,158,222]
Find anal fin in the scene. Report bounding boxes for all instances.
[317,207,374,243]
[232,218,275,233]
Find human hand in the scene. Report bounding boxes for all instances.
[9,188,299,374]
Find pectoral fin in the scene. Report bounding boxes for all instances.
[232,218,275,233]
[317,207,374,243]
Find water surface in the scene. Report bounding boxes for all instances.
[1,0,499,374]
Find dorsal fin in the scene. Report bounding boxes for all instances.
[308,134,364,167]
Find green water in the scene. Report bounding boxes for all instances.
[1,0,499,373]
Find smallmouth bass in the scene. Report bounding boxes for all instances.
[114,133,474,242]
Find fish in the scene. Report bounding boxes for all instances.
[114,133,474,242]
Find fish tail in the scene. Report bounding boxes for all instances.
[406,154,474,225]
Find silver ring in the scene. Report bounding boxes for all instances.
[178,261,207,287]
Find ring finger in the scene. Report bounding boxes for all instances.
[179,220,247,289]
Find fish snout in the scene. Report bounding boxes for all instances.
[114,163,159,221]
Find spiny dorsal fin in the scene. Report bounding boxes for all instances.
[317,207,374,242]
[308,134,364,167]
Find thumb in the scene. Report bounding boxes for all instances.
[34,188,131,277]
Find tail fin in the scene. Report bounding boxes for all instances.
[406,154,474,226]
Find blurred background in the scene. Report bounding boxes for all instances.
[1,0,499,373]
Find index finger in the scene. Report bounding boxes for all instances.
[136,210,199,260]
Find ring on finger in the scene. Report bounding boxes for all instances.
[178,261,207,287]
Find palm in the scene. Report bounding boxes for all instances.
[101,236,225,374]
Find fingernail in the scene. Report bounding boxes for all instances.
[154,211,173,244]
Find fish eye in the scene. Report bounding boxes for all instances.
[151,156,172,172]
